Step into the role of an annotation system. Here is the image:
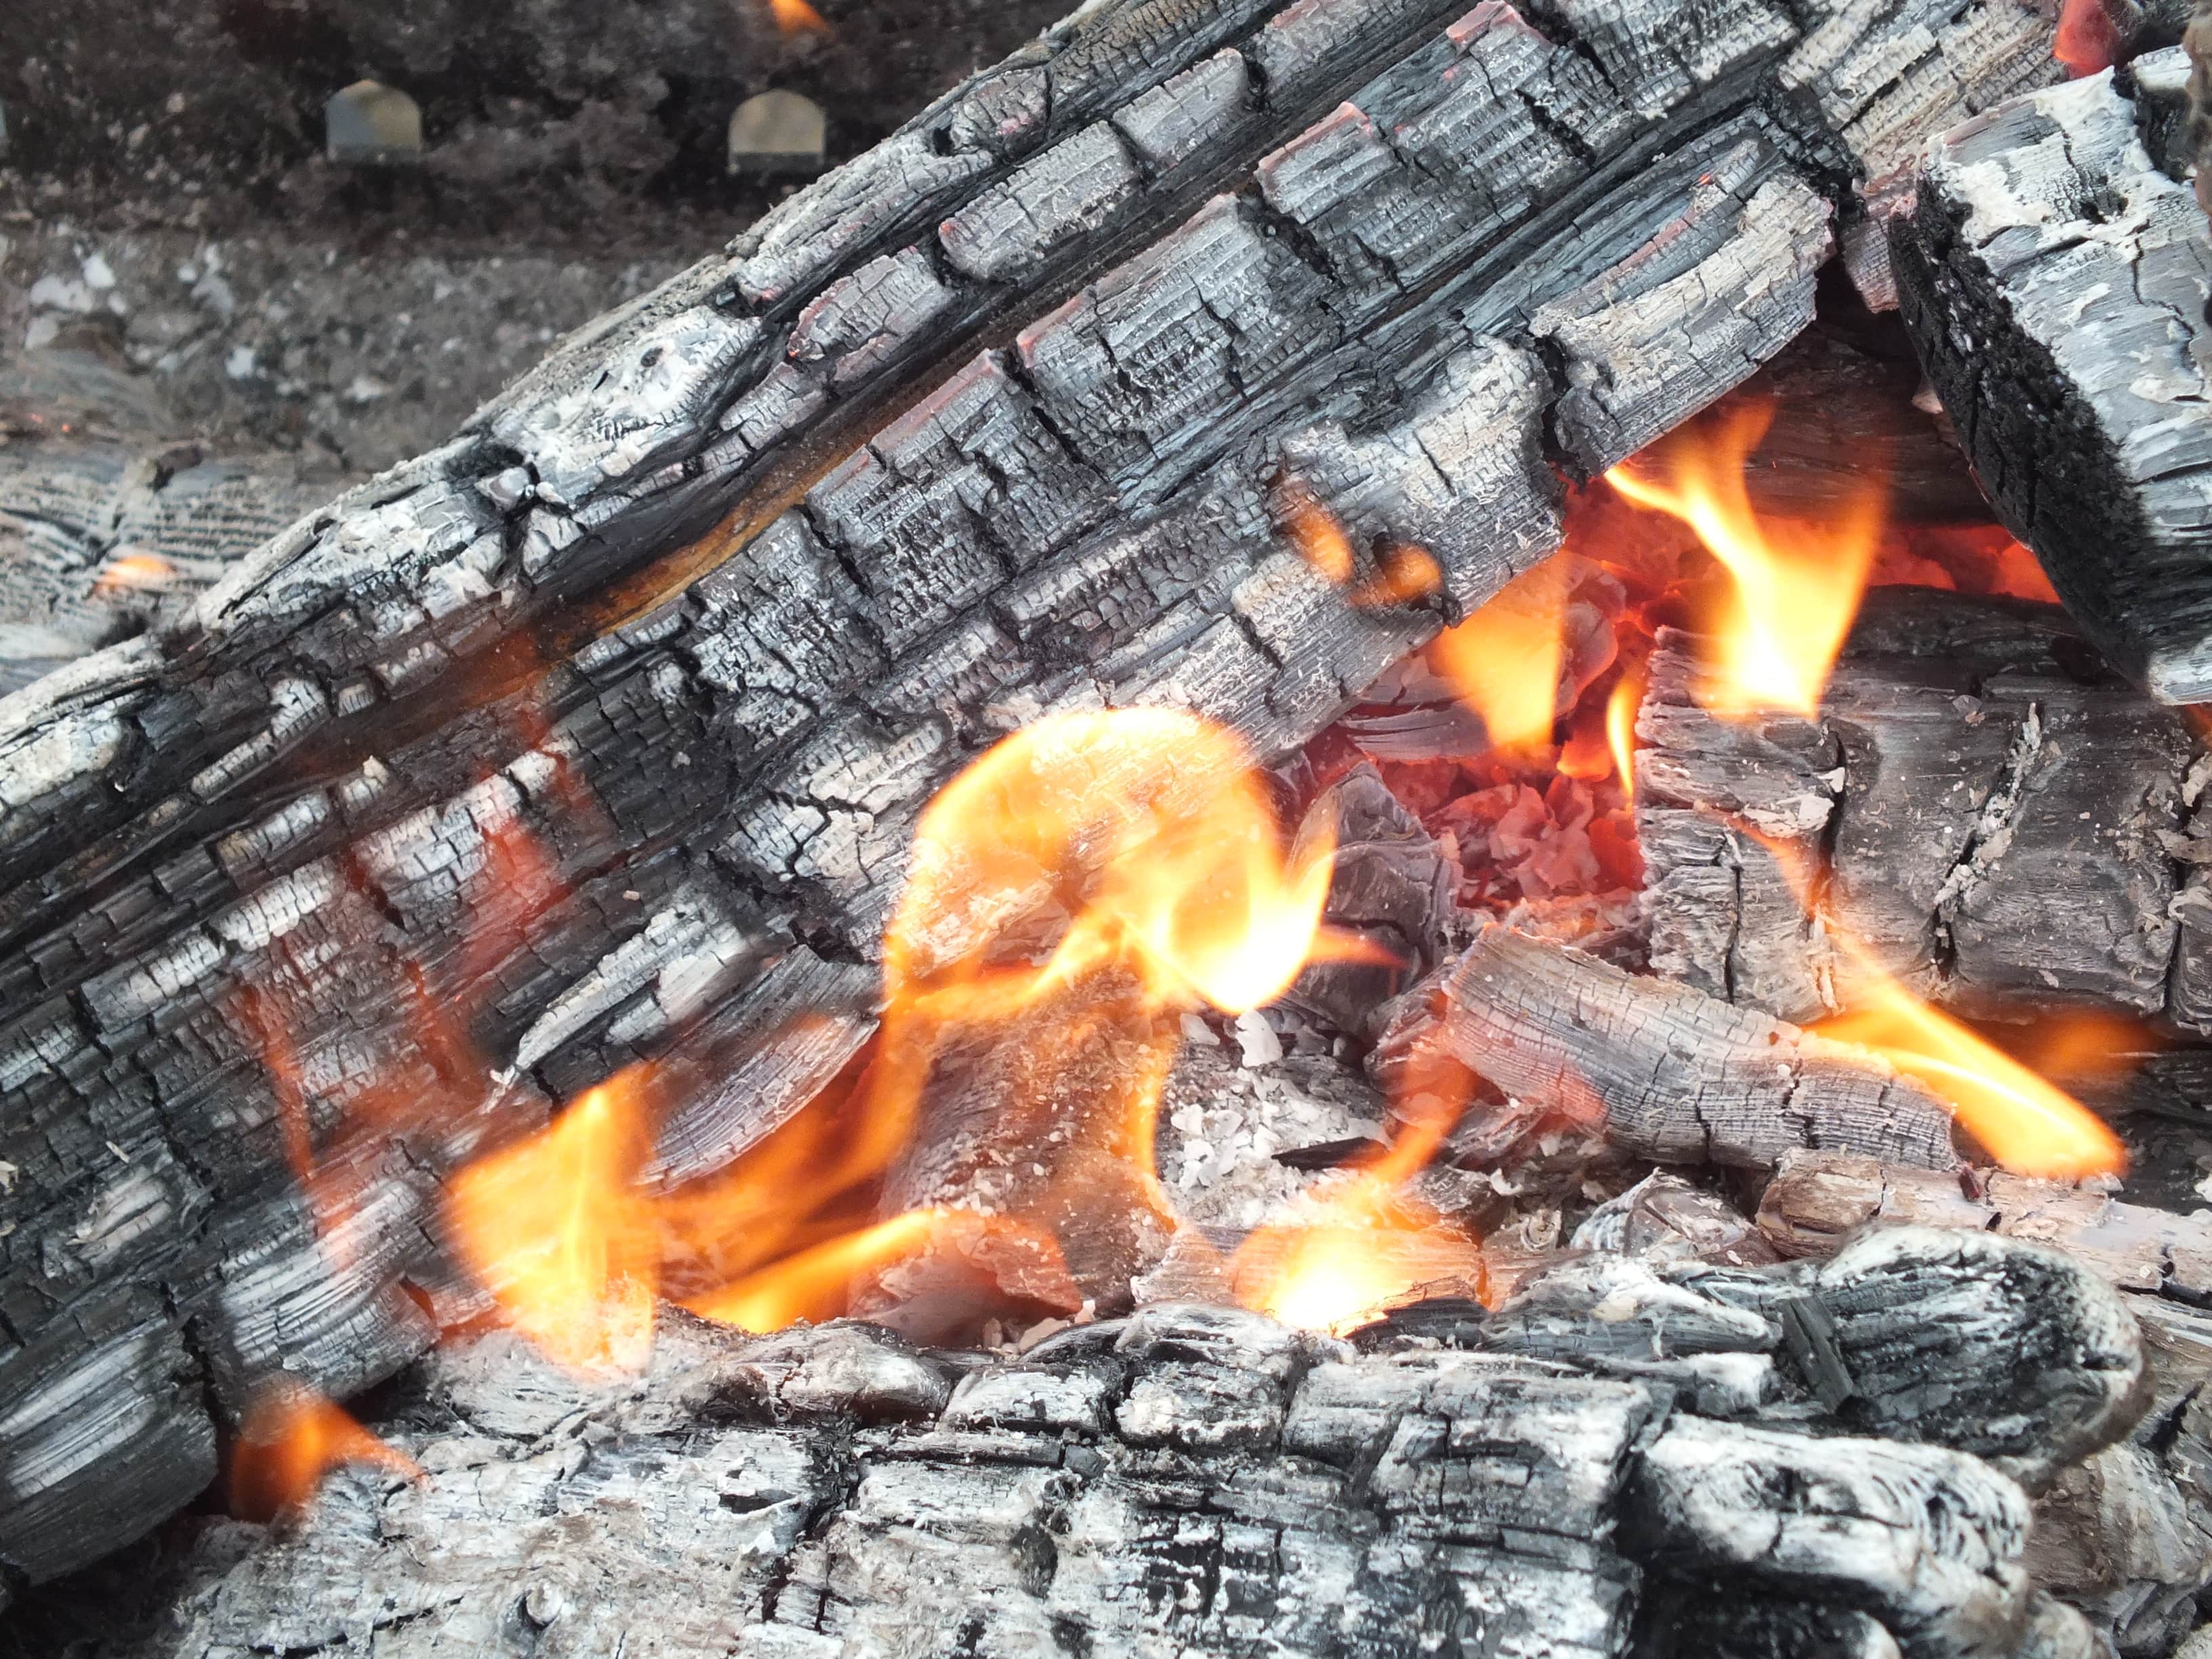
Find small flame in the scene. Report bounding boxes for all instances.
[1605,674,1641,800]
[688,1208,977,1332]
[1231,1092,1481,1334]
[230,1382,422,1523]
[442,1067,659,1376]
[1282,480,1355,585]
[769,0,830,34]
[2054,0,2121,75]
[1607,403,1881,719]
[1349,544,1443,609]
[91,552,181,598]
[1747,831,2125,1181]
[1428,553,1578,756]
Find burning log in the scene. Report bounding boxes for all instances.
[0,0,2068,1597]
[1372,923,1965,1172]
[1890,48,2212,704]
[1639,587,2209,1029]
[3,1229,2138,1658]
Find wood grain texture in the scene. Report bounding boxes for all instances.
[1,1229,2137,1659]
[1373,923,1964,1172]
[0,0,2061,1597]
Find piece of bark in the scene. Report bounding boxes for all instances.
[1639,588,2205,1027]
[1372,924,1963,1173]
[0,436,348,694]
[1891,49,2212,704]
[2,1229,2141,1658]
[0,0,2064,1597]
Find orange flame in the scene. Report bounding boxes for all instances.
[2054,0,2120,75]
[1811,947,2127,1181]
[1605,673,1641,800]
[1282,480,1355,585]
[769,0,830,34]
[230,1382,422,1523]
[1231,1088,1481,1334]
[686,1208,1025,1332]
[1607,403,1881,719]
[1745,830,2126,1181]
[442,1067,659,1375]
[91,552,181,598]
[1428,553,1578,756]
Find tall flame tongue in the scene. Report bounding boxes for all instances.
[230,1382,422,1523]
[1607,402,1881,719]
[443,1067,659,1376]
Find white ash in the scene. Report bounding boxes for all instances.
[1153,1035,1384,1235]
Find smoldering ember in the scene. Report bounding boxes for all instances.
[12,0,2212,1653]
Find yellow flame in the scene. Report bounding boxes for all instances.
[1606,403,1881,719]
[1427,553,1578,756]
[1811,943,2126,1181]
[91,551,181,598]
[1231,1090,1481,1334]
[1747,831,2125,1181]
[442,1068,659,1376]
[1605,674,1641,799]
[230,1382,422,1523]
[686,1210,954,1332]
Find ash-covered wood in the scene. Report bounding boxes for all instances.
[1639,588,2207,1027]
[1372,924,1962,1172]
[1891,47,2212,704]
[1,1228,2139,1659]
[0,0,2064,1597]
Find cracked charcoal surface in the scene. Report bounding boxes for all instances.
[0,1229,2142,1658]
[1891,47,2212,707]
[0,0,2062,1599]
[1637,588,2208,1029]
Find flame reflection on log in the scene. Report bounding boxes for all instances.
[230,1382,422,1523]
[1607,403,1882,720]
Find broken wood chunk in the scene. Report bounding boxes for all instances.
[1892,50,2212,705]
[1372,924,1961,1172]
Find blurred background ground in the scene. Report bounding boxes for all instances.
[0,0,1066,472]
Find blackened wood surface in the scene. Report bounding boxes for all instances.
[0,0,2061,1599]
[1639,588,2207,1027]
[1892,47,2212,703]
[3,1229,2137,1659]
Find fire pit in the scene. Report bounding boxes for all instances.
[5,0,2212,1654]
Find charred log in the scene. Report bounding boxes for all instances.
[1637,588,2207,1027]
[1371,924,1963,1172]
[0,1228,2141,1659]
[1891,47,2212,703]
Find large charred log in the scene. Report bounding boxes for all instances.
[0,1228,2141,1659]
[0,0,2064,1601]
[1891,47,2212,704]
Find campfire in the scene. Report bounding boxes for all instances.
[7,0,2212,1656]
